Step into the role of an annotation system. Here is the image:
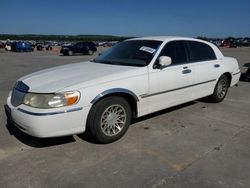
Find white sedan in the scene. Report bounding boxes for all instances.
[5,36,241,143]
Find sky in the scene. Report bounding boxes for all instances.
[0,0,250,37]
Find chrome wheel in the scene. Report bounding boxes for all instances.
[217,78,227,99]
[87,96,131,143]
[100,104,126,136]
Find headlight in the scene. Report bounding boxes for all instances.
[23,91,80,108]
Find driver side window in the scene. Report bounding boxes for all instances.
[161,41,188,65]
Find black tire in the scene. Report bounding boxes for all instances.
[246,68,250,81]
[86,96,131,144]
[68,50,73,56]
[88,49,94,55]
[210,75,229,103]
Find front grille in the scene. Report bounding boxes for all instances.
[11,81,29,107]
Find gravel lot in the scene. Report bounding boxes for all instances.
[0,47,250,188]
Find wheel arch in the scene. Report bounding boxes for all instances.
[90,88,139,118]
[222,72,232,86]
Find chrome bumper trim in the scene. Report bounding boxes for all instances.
[17,107,83,116]
[233,71,241,76]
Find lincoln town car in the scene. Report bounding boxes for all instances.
[5,37,241,143]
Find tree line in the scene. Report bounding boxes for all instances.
[0,34,131,41]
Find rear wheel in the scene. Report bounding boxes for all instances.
[88,49,94,55]
[86,96,131,143]
[210,75,229,103]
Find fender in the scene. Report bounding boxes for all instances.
[91,88,139,104]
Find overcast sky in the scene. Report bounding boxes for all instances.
[0,0,249,37]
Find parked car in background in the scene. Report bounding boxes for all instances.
[5,36,240,143]
[60,41,97,56]
[61,42,73,47]
[5,42,12,51]
[0,42,5,48]
[36,42,53,51]
[43,42,53,50]
[36,43,43,51]
[11,42,33,52]
[102,41,118,47]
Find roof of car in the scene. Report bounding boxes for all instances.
[128,36,202,42]
[128,36,225,59]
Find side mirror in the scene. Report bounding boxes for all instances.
[158,56,172,68]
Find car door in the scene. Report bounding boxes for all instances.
[146,40,195,113]
[186,41,221,100]
[80,42,87,53]
[75,42,82,53]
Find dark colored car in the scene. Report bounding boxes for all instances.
[60,42,97,56]
[229,41,237,48]
[0,42,5,48]
[11,42,33,52]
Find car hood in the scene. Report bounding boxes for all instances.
[19,61,141,93]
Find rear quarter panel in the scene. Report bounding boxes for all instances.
[220,57,241,87]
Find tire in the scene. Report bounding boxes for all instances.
[86,96,131,144]
[246,68,250,81]
[88,49,94,55]
[210,75,229,103]
[68,50,73,56]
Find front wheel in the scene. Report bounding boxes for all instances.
[210,75,229,103]
[86,96,131,143]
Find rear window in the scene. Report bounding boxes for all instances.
[188,41,216,62]
[87,42,95,46]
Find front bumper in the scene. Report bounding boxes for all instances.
[5,96,90,138]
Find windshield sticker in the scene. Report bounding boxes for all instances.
[139,46,156,54]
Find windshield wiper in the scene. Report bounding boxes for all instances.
[95,59,146,67]
[96,60,118,65]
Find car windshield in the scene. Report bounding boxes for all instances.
[94,40,162,67]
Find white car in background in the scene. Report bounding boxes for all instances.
[5,36,241,143]
[5,42,12,51]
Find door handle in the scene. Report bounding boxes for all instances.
[182,69,192,74]
[214,64,220,68]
